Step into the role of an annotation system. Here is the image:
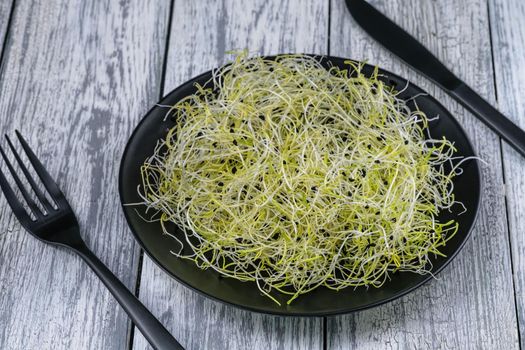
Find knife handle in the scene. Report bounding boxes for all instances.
[450,83,525,157]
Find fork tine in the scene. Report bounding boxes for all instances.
[5,135,55,211]
[0,146,42,220]
[14,130,65,202]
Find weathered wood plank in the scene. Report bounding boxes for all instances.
[489,0,525,347]
[328,0,519,349]
[0,0,170,349]
[132,1,328,349]
[0,0,14,60]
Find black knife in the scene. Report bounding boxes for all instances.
[345,0,525,157]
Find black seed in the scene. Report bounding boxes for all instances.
[218,182,224,187]
[375,211,380,215]
[282,160,287,165]
[232,167,237,174]
[347,191,352,197]
[364,204,369,209]
[185,197,191,201]
[367,144,372,149]
[271,232,280,240]
[361,170,367,177]
[196,131,203,137]
[392,218,397,223]
[230,128,234,133]
[259,115,265,121]
[374,159,381,164]
[212,142,218,147]
[233,140,238,146]
[311,186,317,192]
[404,140,409,145]
[235,237,243,243]
[341,136,348,142]
[280,216,286,222]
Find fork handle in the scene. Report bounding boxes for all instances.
[74,244,184,350]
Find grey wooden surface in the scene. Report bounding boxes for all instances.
[0,0,14,60]
[0,1,523,349]
[0,0,170,349]
[490,1,525,347]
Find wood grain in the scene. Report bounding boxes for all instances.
[328,0,520,349]
[0,0,170,349]
[132,1,328,349]
[0,0,14,61]
[489,0,525,347]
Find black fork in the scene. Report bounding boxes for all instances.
[0,131,183,350]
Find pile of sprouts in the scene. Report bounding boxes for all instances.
[139,53,464,305]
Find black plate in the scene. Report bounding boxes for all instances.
[119,55,481,316]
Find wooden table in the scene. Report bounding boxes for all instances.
[0,1,523,349]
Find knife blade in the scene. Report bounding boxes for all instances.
[345,0,525,157]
